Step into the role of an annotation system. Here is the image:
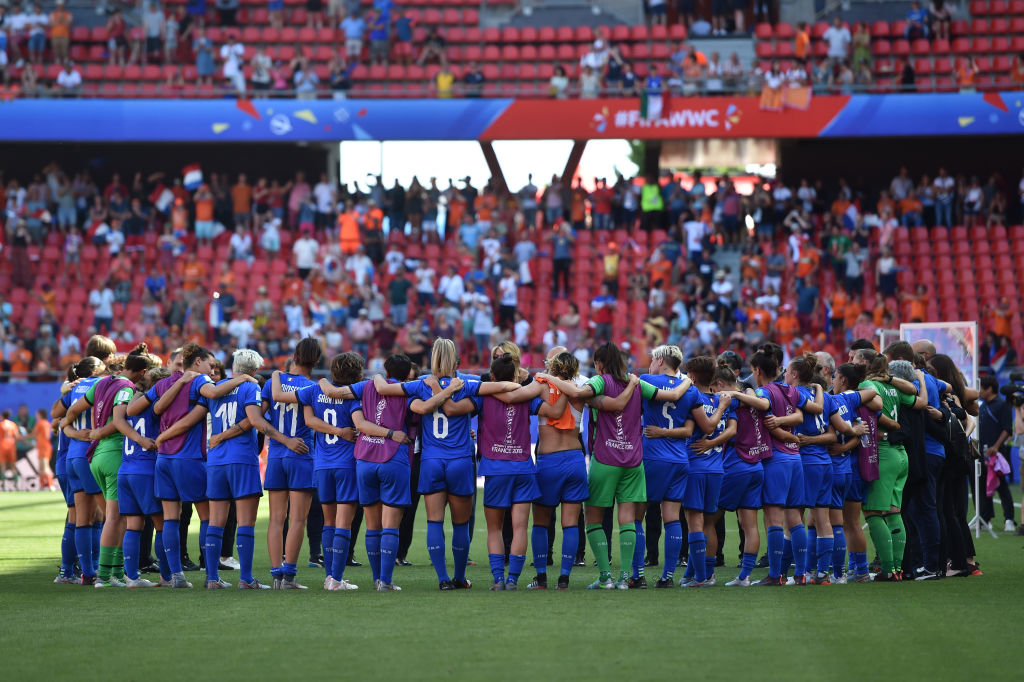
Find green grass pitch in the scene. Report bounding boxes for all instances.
[2,490,1022,681]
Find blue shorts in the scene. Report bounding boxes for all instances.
[316,466,358,505]
[802,461,833,508]
[418,456,475,497]
[483,473,541,509]
[761,453,804,507]
[356,455,411,507]
[207,463,263,501]
[682,471,722,514]
[830,471,852,509]
[154,455,207,502]
[718,467,765,511]
[57,472,75,506]
[643,458,688,503]
[264,456,315,491]
[847,469,867,503]
[68,457,101,495]
[536,450,589,506]
[117,473,160,516]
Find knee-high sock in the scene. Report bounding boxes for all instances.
[531,525,548,576]
[61,522,76,577]
[379,528,399,585]
[236,526,255,584]
[204,525,223,583]
[790,524,808,577]
[866,515,894,573]
[849,550,868,575]
[199,520,209,563]
[782,536,793,573]
[488,553,505,584]
[321,526,335,579]
[632,520,645,578]
[75,525,95,578]
[507,554,526,586]
[832,526,846,576]
[91,522,102,573]
[662,521,683,580]
[452,522,470,582]
[618,524,636,578]
[560,526,579,577]
[885,514,906,569]
[123,530,141,581]
[586,523,611,579]
[112,546,124,579]
[815,535,834,577]
[689,532,707,582]
[739,552,757,580]
[766,526,784,579]
[332,529,351,583]
[705,555,716,580]
[97,544,115,582]
[365,529,382,582]
[806,526,818,572]
[162,520,182,574]
[154,531,171,581]
[426,521,449,583]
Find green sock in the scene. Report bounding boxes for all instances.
[866,516,894,573]
[885,514,906,570]
[112,546,124,579]
[97,545,114,582]
[586,524,611,580]
[618,525,635,579]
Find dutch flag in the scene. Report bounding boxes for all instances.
[182,164,203,190]
[149,184,174,214]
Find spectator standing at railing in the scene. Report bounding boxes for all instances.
[341,10,365,60]
[251,46,272,93]
[106,8,128,68]
[549,65,569,99]
[194,27,215,86]
[24,3,46,66]
[50,1,72,65]
[393,9,413,66]
[369,7,390,65]
[794,22,810,65]
[463,61,484,98]
[141,2,165,65]
[579,66,599,99]
[823,17,850,69]
[221,32,246,94]
[293,57,319,99]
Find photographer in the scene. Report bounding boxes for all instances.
[979,376,1017,532]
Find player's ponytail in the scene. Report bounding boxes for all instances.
[73,356,104,380]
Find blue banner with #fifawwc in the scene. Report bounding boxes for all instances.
[0,382,63,416]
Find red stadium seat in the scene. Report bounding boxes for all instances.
[870,21,890,38]
[754,23,773,40]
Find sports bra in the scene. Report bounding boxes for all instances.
[536,376,582,431]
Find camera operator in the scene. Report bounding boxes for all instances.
[979,376,1017,532]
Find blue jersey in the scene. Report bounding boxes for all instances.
[295,383,361,470]
[687,392,732,474]
[261,373,314,459]
[922,371,948,458]
[830,390,862,476]
[794,387,836,464]
[147,374,212,459]
[65,377,101,461]
[121,404,160,476]
[207,380,262,466]
[403,377,481,459]
[640,375,697,463]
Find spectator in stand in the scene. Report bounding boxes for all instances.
[906,1,930,39]
[293,57,319,99]
[794,22,810,65]
[619,62,639,96]
[929,0,953,42]
[549,65,569,98]
[434,62,454,98]
[933,167,954,228]
[463,61,484,98]
[368,7,390,65]
[293,226,319,279]
[306,0,325,29]
[216,0,239,26]
[221,33,246,94]
[55,61,82,96]
[393,9,413,66]
[328,54,354,98]
[852,22,870,69]
[194,27,215,86]
[710,0,729,36]
[591,284,615,344]
[6,3,27,67]
[648,0,667,26]
[164,8,182,65]
[417,27,446,66]
[677,0,696,29]
[823,17,851,69]
[24,3,47,66]
[956,56,979,93]
[342,10,366,60]
[579,66,600,99]
[249,46,272,94]
[268,0,284,30]
[50,1,72,65]
[106,8,127,68]
[142,2,165,65]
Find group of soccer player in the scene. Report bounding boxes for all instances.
[49,330,955,591]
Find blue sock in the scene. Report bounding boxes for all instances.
[237,526,255,584]
[782,536,794,574]
[488,553,505,584]
[632,520,645,578]
[426,521,450,583]
[560,526,579,577]
[816,535,834,577]
[365,529,382,582]
[282,561,296,578]
[683,561,695,580]
[705,556,716,580]
[531,525,548,576]
[452,522,470,582]
[739,552,756,580]
[162,520,182,574]
[689,532,707,582]
[61,522,76,577]
[851,551,868,575]
[204,525,223,583]
[154,531,171,581]
[790,524,808,577]
[270,565,283,578]
[75,525,95,577]
[321,526,335,579]
[767,525,784,578]
[123,529,141,581]
[507,553,526,586]
[832,527,847,576]
[380,528,399,585]
[332,528,351,583]
[807,526,818,572]
[91,522,102,573]
[662,521,682,580]
[199,520,209,567]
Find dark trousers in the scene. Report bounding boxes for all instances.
[306,489,324,559]
[141,516,155,562]
[398,456,422,560]
[645,502,662,563]
[715,514,726,564]
[349,505,363,562]
[905,453,943,573]
[179,503,193,561]
[940,459,972,571]
[553,258,571,297]
[222,501,237,558]
[977,455,1015,524]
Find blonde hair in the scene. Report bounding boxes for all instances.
[493,341,521,367]
[651,344,683,370]
[232,349,265,376]
[430,338,459,378]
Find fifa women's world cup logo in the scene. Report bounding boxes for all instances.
[375,398,387,424]
[505,404,516,443]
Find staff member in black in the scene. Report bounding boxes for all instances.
[978,376,1016,531]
